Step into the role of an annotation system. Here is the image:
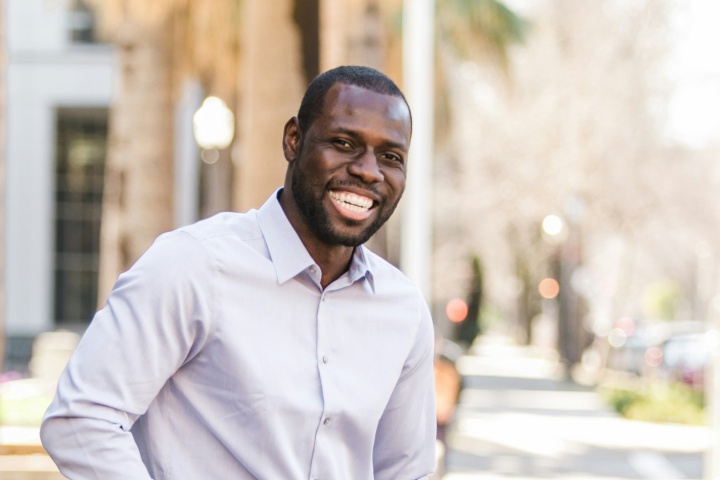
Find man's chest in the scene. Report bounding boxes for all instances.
[178,273,419,428]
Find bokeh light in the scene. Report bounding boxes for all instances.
[608,328,628,348]
[644,346,663,367]
[538,278,560,299]
[446,298,469,323]
[542,215,564,236]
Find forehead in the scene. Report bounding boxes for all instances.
[318,83,411,141]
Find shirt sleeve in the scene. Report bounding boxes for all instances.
[373,295,437,480]
[40,231,214,480]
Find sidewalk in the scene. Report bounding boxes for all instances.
[441,332,709,480]
[0,426,62,480]
[0,330,77,479]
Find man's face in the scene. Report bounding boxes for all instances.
[285,83,411,248]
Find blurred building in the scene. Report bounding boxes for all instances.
[1,0,402,371]
[3,0,114,370]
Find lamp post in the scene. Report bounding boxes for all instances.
[543,205,585,372]
[192,96,235,217]
[542,214,566,356]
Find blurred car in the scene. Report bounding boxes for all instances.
[604,318,669,375]
[657,332,713,389]
[605,327,652,375]
[604,319,712,388]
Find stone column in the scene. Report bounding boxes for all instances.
[234,0,306,211]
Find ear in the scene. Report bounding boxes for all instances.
[282,117,302,163]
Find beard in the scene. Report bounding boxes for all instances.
[291,164,400,247]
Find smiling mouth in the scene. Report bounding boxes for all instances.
[328,190,375,214]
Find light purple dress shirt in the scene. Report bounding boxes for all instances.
[41,190,437,479]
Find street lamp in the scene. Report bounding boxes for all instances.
[192,96,235,217]
[542,208,584,372]
[193,96,235,164]
[543,214,568,242]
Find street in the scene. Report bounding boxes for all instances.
[441,333,709,480]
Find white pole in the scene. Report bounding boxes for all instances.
[708,305,720,480]
[174,79,202,227]
[401,0,435,302]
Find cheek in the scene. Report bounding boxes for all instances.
[384,170,406,196]
[305,151,344,177]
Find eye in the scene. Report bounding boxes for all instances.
[332,139,353,150]
[380,152,405,165]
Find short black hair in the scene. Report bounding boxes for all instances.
[297,65,412,134]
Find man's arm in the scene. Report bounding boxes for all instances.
[373,297,437,480]
[40,231,214,479]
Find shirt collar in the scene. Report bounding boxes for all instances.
[256,189,375,293]
[351,244,375,293]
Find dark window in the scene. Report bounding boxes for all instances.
[68,0,98,44]
[54,108,108,325]
[293,0,320,85]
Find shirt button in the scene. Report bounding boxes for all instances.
[322,355,328,364]
[309,266,316,273]
[323,417,331,425]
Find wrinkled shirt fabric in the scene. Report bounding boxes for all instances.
[41,190,437,480]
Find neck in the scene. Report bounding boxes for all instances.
[278,188,356,289]
[307,244,355,289]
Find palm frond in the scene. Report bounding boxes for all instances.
[438,0,530,72]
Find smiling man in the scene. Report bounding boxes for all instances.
[41,66,437,480]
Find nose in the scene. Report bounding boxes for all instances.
[347,151,384,183]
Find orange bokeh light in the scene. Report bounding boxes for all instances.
[538,278,560,299]
[446,298,469,323]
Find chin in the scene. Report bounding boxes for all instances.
[316,221,378,247]
[325,231,372,247]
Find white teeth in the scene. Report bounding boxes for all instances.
[329,191,373,212]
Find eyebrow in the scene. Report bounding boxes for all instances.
[331,127,409,152]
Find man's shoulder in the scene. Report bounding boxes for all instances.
[146,210,265,267]
[175,210,263,245]
[362,247,423,296]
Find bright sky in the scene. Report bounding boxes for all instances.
[478,0,720,148]
[665,0,720,148]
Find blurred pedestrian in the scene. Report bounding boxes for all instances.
[40,65,436,479]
